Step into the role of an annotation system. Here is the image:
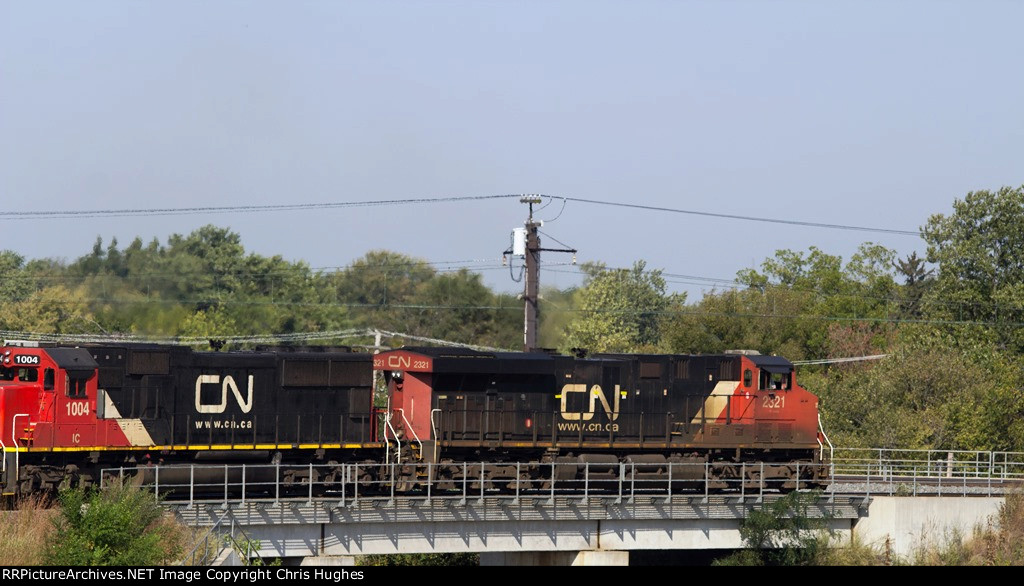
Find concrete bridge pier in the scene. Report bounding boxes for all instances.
[480,551,629,566]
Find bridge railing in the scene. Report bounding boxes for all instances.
[99,450,1024,506]
[832,448,1024,479]
[100,460,829,507]
[828,448,1024,497]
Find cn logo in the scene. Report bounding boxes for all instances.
[387,355,411,369]
[194,374,254,414]
[559,383,621,421]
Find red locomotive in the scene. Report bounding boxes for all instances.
[1,340,829,496]
[376,347,829,489]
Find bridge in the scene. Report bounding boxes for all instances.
[117,448,1024,565]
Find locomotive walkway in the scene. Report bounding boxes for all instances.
[120,448,1023,565]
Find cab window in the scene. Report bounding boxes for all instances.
[18,368,39,382]
[67,378,88,399]
[760,372,790,390]
[44,368,54,390]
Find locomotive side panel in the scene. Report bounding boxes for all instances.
[87,345,376,450]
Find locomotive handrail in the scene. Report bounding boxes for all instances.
[818,412,834,471]
[382,406,401,466]
[11,413,28,485]
[430,408,441,462]
[397,408,422,458]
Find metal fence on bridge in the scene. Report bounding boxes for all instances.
[100,448,1024,508]
[830,448,1024,497]
[102,460,828,507]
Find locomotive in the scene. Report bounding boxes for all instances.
[0,340,829,496]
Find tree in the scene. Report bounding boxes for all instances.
[0,251,34,302]
[358,553,479,566]
[922,185,1024,349]
[335,250,435,308]
[892,251,934,318]
[333,250,436,333]
[563,261,683,353]
[805,327,1024,451]
[405,268,520,348]
[0,285,97,334]
[713,491,833,566]
[663,244,898,360]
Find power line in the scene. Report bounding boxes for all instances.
[0,192,920,236]
[0,194,524,220]
[0,328,508,352]
[561,194,921,235]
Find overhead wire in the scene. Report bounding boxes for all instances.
[0,194,525,220]
[552,195,919,236]
[0,192,920,236]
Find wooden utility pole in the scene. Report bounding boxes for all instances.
[506,196,576,352]
[523,198,541,351]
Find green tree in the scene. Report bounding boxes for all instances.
[663,244,898,360]
[804,327,1024,451]
[0,251,35,302]
[564,261,682,353]
[892,251,934,318]
[713,491,833,566]
[537,285,577,349]
[333,250,436,333]
[922,185,1024,349]
[406,269,519,348]
[357,553,479,566]
[0,285,97,334]
[43,482,186,566]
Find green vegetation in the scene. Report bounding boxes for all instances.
[713,491,1024,566]
[713,491,834,566]
[563,261,684,353]
[43,481,187,566]
[4,185,1024,453]
[357,553,479,566]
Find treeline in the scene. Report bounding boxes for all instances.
[0,226,522,349]
[3,186,1024,452]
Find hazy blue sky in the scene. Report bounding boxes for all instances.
[2,1,1021,297]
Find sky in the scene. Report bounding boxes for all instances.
[2,1,1022,299]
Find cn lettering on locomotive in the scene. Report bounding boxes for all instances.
[559,384,621,422]
[194,374,254,414]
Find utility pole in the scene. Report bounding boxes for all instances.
[505,196,576,352]
[523,197,541,352]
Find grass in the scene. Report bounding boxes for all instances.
[0,487,205,566]
[0,494,56,565]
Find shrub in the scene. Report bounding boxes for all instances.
[43,481,186,566]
